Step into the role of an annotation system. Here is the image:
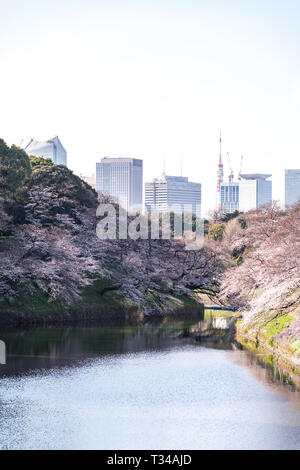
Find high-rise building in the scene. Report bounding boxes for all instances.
[96,157,143,211]
[239,174,272,212]
[285,169,300,208]
[220,182,239,214]
[25,136,67,166]
[145,174,201,216]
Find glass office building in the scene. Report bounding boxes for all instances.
[285,169,300,208]
[25,136,67,166]
[145,174,201,216]
[239,174,272,212]
[96,157,143,211]
[220,182,239,213]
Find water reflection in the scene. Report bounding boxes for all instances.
[0,316,300,449]
[188,314,238,351]
[0,321,196,377]
[233,349,300,394]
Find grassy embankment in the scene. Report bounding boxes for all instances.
[237,303,300,381]
[0,277,203,326]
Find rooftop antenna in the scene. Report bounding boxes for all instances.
[216,131,224,208]
[180,155,183,177]
[227,152,234,213]
[163,154,166,176]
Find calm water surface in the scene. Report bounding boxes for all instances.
[0,319,300,450]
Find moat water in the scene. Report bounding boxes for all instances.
[0,316,300,450]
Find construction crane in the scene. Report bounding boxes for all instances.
[226,152,235,213]
[216,132,224,192]
[238,156,244,180]
[227,152,234,183]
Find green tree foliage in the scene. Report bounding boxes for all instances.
[0,139,32,225]
[29,155,54,169]
[0,139,31,198]
[220,210,241,223]
[238,216,247,229]
[208,223,226,241]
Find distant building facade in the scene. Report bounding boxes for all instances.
[96,157,143,211]
[25,136,67,166]
[285,169,300,208]
[145,174,201,216]
[239,174,272,212]
[220,182,239,214]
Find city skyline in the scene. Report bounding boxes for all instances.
[95,155,300,214]
[21,136,300,214]
[1,0,300,214]
[19,133,300,213]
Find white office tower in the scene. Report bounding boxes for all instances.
[239,174,272,212]
[220,182,239,213]
[96,157,143,211]
[285,169,300,208]
[145,174,201,216]
[25,136,67,166]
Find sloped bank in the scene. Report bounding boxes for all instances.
[185,307,300,388]
[216,206,300,387]
[236,306,300,384]
[0,279,204,327]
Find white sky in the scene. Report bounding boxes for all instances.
[0,0,300,214]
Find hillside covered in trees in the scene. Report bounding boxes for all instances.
[0,138,223,323]
[216,204,300,371]
[1,136,300,373]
